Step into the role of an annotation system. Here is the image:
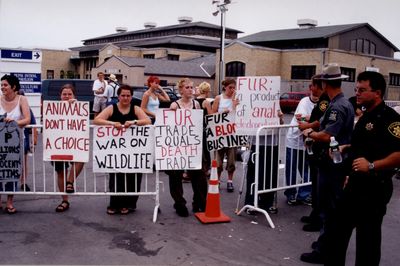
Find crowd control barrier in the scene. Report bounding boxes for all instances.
[237,124,312,229]
[0,125,160,223]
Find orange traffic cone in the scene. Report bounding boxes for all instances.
[195,160,231,223]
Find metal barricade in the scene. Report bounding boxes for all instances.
[0,125,160,223]
[237,124,312,228]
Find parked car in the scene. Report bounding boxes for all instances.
[279,91,310,113]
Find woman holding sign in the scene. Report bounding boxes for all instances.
[94,85,151,215]
[54,84,85,212]
[211,78,239,192]
[0,74,31,214]
[166,78,208,217]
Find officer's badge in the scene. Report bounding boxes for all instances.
[365,122,374,131]
[328,110,337,121]
[388,122,400,138]
[319,100,328,112]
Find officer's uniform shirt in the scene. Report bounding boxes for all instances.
[319,92,354,146]
[348,102,400,201]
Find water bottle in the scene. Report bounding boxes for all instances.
[305,137,314,155]
[329,136,342,164]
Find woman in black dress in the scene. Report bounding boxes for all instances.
[94,85,151,214]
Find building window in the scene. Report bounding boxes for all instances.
[291,65,316,80]
[226,61,246,77]
[143,54,155,59]
[389,73,400,86]
[167,54,180,61]
[340,67,356,82]
[60,70,65,79]
[351,39,376,55]
[46,70,54,79]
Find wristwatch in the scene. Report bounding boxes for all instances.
[133,120,138,125]
[368,162,375,172]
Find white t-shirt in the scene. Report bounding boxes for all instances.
[92,79,108,97]
[286,96,316,149]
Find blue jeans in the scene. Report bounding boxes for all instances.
[284,147,311,200]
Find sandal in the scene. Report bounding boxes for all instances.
[5,206,17,214]
[120,208,130,215]
[66,182,75,193]
[55,201,70,212]
[107,206,117,215]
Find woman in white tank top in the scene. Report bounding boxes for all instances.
[0,74,31,214]
[141,75,170,123]
[211,78,239,193]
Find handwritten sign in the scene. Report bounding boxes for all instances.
[205,112,247,151]
[92,126,154,173]
[0,121,23,181]
[235,76,281,135]
[154,109,203,170]
[42,101,90,162]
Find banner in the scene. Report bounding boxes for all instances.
[154,109,203,170]
[0,121,23,181]
[235,76,281,135]
[92,125,154,173]
[42,101,90,162]
[205,112,247,151]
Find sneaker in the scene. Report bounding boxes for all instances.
[227,182,234,192]
[266,206,278,214]
[300,250,325,264]
[300,196,312,206]
[287,196,297,206]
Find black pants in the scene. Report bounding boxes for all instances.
[244,145,279,209]
[109,173,142,210]
[166,169,208,210]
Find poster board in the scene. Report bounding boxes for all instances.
[154,109,203,170]
[42,100,90,162]
[0,120,23,181]
[92,125,154,173]
[235,76,281,135]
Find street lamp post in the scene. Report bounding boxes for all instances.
[212,0,231,94]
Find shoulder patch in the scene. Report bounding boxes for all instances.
[388,122,400,138]
[328,110,337,121]
[319,100,329,112]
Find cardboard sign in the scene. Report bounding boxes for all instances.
[0,121,23,181]
[92,125,154,173]
[42,101,90,162]
[154,109,203,170]
[205,112,247,151]
[235,76,281,135]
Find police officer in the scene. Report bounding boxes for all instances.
[325,71,400,266]
[300,63,355,264]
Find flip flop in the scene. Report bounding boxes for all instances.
[5,206,17,214]
[55,201,70,212]
[107,207,118,215]
[120,208,130,215]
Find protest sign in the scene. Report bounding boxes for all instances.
[92,125,154,173]
[42,100,90,162]
[154,109,203,170]
[205,112,247,151]
[235,76,281,135]
[0,121,23,181]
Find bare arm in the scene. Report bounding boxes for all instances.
[157,86,170,102]
[352,152,400,173]
[93,105,120,127]
[211,95,220,114]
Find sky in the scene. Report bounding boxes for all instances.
[0,0,399,58]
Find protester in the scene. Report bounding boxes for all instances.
[105,74,120,106]
[140,75,170,124]
[211,78,239,192]
[0,74,31,214]
[94,84,151,215]
[165,78,208,217]
[53,84,85,212]
[196,81,213,176]
[324,71,400,266]
[18,90,38,192]
[92,72,108,118]
[244,110,284,215]
[284,79,323,206]
[300,63,355,264]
